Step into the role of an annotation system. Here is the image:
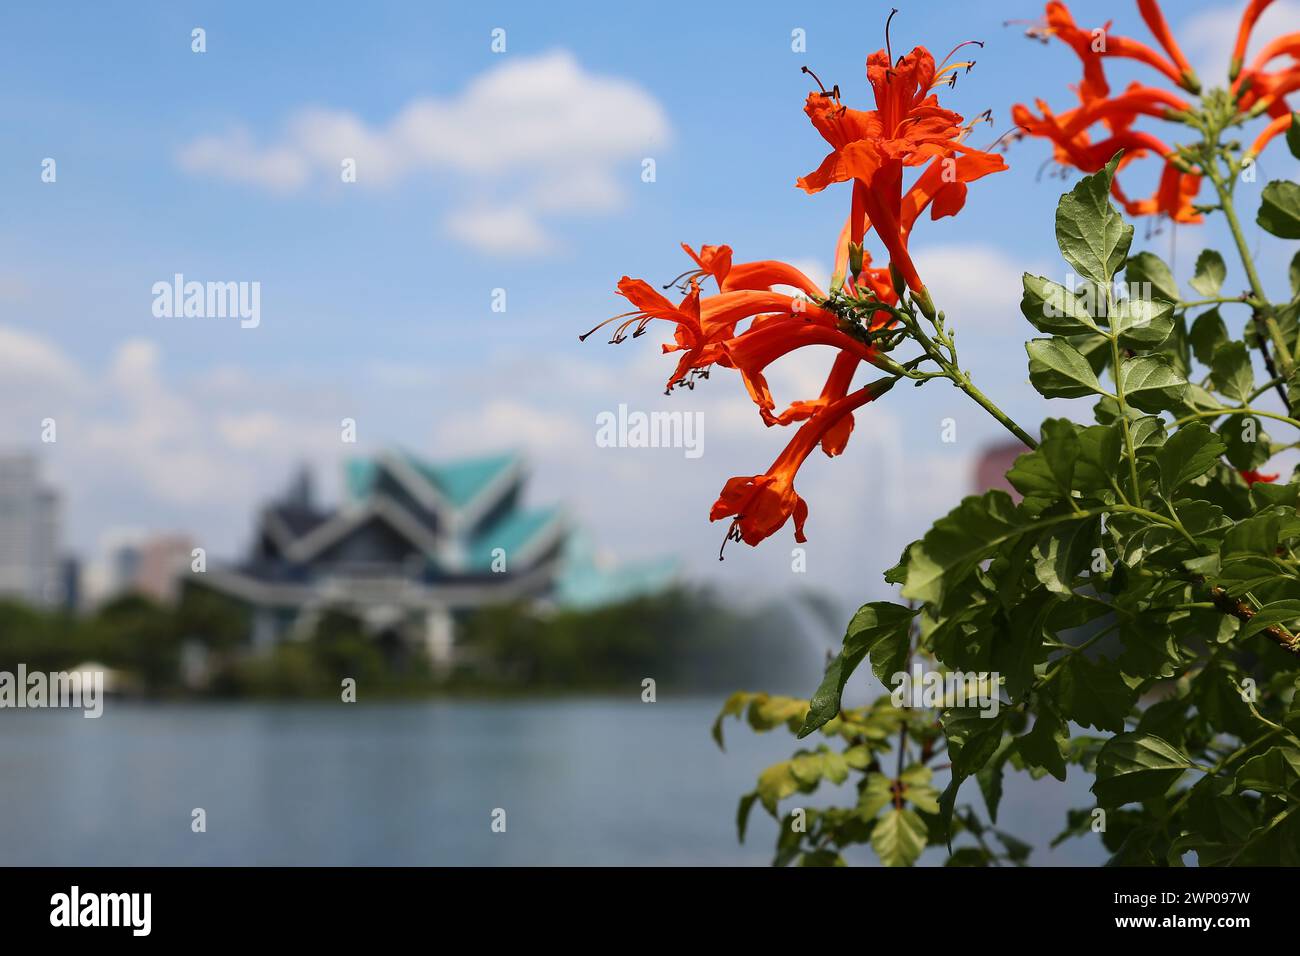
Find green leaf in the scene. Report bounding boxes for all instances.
[1289,111,1300,160]
[1033,517,1101,595]
[976,751,1007,823]
[1235,746,1300,795]
[1259,180,1300,239]
[1057,654,1135,732]
[1007,418,1079,503]
[736,792,759,842]
[1189,249,1227,297]
[1018,712,1069,781]
[1155,422,1226,498]
[1210,340,1255,404]
[712,691,751,750]
[871,807,928,867]
[1218,415,1271,470]
[1055,153,1133,285]
[1027,337,1106,399]
[859,772,894,818]
[1240,600,1300,640]
[901,491,1023,605]
[1020,274,1099,335]
[756,760,800,814]
[798,602,917,737]
[1074,423,1122,493]
[1189,308,1229,366]
[943,708,1007,778]
[1113,296,1174,350]
[1126,251,1179,304]
[1119,354,1188,412]
[1093,732,1193,806]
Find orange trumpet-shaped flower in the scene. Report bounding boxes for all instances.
[710,377,896,548]
[1006,1,1300,225]
[1136,0,1198,91]
[1247,112,1294,159]
[798,45,1007,295]
[589,24,1009,552]
[1231,0,1276,79]
[1240,469,1280,486]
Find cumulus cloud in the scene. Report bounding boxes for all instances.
[911,244,1026,325]
[0,326,345,560]
[176,51,670,255]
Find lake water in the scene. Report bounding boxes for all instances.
[0,698,1107,866]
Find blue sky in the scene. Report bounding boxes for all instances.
[3,0,1299,604]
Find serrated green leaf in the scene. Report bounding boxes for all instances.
[1018,712,1069,781]
[1119,353,1188,412]
[1210,340,1255,404]
[1189,308,1229,366]
[872,807,928,867]
[1033,517,1100,595]
[901,491,1025,605]
[798,602,917,737]
[1155,422,1226,498]
[1093,732,1193,806]
[1241,600,1300,639]
[1056,153,1133,284]
[1058,654,1136,732]
[1027,337,1106,399]
[1113,296,1174,349]
[1126,252,1179,304]
[1189,249,1227,297]
[1235,746,1300,795]
[1020,274,1100,335]
[1260,180,1300,238]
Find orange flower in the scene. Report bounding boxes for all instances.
[1231,0,1276,79]
[1240,469,1280,485]
[677,243,825,298]
[1247,112,1294,159]
[798,45,1006,296]
[710,378,896,548]
[1016,0,1300,223]
[1024,1,1191,97]
[589,22,1008,552]
[1008,2,1296,224]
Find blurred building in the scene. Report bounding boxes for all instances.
[128,534,196,604]
[197,451,675,665]
[972,441,1024,498]
[0,454,63,607]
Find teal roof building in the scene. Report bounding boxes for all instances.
[200,450,676,664]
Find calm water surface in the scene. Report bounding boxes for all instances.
[0,699,1106,865]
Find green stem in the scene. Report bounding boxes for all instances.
[1107,286,1143,499]
[901,310,1039,449]
[1172,406,1300,430]
[1206,164,1293,377]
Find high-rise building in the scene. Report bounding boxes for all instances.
[0,454,62,607]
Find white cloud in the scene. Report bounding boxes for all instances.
[176,51,670,254]
[911,243,1025,324]
[0,325,81,387]
[443,204,553,256]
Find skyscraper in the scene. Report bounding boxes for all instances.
[0,454,62,607]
